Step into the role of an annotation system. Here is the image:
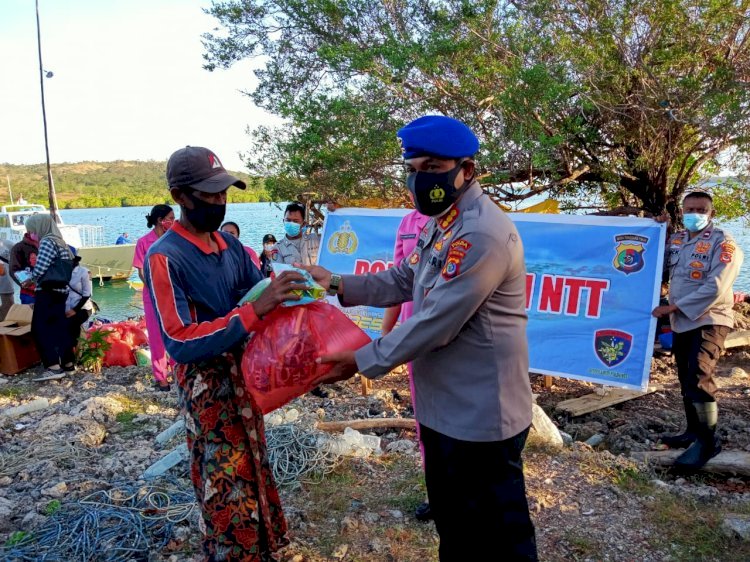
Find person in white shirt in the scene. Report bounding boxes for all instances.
[65,254,94,360]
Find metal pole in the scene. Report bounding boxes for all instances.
[35,0,59,223]
[6,176,13,205]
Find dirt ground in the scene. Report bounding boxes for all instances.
[1,309,749,561]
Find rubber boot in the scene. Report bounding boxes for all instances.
[673,401,721,472]
[659,398,699,449]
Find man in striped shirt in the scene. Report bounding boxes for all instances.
[145,146,306,560]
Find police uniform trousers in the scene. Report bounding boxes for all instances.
[420,424,538,561]
[673,325,730,402]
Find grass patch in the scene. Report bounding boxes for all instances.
[613,466,655,495]
[115,410,140,433]
[562,530,601,558]
[43,500,62,516]
[0,386,32,400]
[4,531,31,547]
[646,493,750,560]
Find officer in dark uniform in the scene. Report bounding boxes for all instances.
[307,116,537,561]
[653,191,743,470]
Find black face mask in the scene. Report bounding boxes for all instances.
[182,190,226,232]
[405,162,467,216]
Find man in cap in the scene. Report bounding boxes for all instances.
[303,116,537,561]
[652,191,743,470]
[144,146,308,559]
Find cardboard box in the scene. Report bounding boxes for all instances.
[0,304,40,375]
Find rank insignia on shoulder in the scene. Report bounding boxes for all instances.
[409,252,420,265]
[701,229,712,238]
[439,208,459,230]
[720,242,736,253]
[720,252,733,263]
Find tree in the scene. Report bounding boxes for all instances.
[203,0,750,218]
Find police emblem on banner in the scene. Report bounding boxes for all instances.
[594,329,633,367]
[612,234,648,275]
[327,221,359,255]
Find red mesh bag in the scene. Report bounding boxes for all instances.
[241,301,371,413]
[103,340,136,367]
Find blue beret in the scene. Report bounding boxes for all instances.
[397,115,479,160]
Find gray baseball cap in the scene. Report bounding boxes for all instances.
[166,146,246,193]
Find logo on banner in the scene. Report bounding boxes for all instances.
[613,234,648,275]
[594,329,633,367]
[327,221,359,255]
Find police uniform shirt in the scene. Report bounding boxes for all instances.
[666,224,744,333]
[273,232,320,266]
[341,182,533,442]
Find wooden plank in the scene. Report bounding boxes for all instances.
[631,450,750,477]
[555,385,660,417]
[360,376,373,396]
[725,330,750,349]
[543,375,553,389]
[317,418,416,432]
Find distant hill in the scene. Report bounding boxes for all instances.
[0,161,269,209]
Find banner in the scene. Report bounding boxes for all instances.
[318,208,410,338]
[510,214,666,390]
[319,209,666,390]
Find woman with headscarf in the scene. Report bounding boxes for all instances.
[133,204,175,391]
[24,214,75,381]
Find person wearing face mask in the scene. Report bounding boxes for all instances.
[652,191,743,470]
[300,116,537,561]
[260,233,278,278]
[10,229,40,304]
[134,204,175,391]
[145,146,307,560]
[273,202,320,266]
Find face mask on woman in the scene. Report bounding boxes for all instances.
[263,243,275,251]
[160,218,174,231]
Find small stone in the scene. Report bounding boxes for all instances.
[369,538,387,553]
[722,514,750,541]
[316,408,326,420]
[386,439,416,454]
[361,512,380,524]
[42,482,68,498]
[675,478,687,486]
[585,434,605,447]
[544,478,553,485]
[651,479,670,489]
[0,476,11,486]
[341,515,359,532]
[289,556,305,562]
[559,431,573,445]
[331,544,349,559]
[730,367,748,379]
[284,408,300,423]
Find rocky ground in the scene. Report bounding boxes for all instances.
[1,312,749,561]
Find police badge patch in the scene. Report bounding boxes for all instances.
[594,329,633,367]
[613,234,648,275]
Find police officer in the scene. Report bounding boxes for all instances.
[652,191,744,470]
[306,116,537,561]
[274,202,320,266]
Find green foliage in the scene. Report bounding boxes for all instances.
[0,161,269,208]
[4,531,31,547]
[76,328,112,374]
[203,0,750,217]
[712,177,750,221]
[43,500,62,516]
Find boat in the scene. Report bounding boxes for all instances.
[0,204,134,281]
[127,268,144,291]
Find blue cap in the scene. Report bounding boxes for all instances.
[397,115,479,160]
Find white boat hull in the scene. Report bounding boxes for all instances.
[77,245,135,281]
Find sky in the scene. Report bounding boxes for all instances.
[0,0,277,171]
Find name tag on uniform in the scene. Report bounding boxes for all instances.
[399,233,416,240]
